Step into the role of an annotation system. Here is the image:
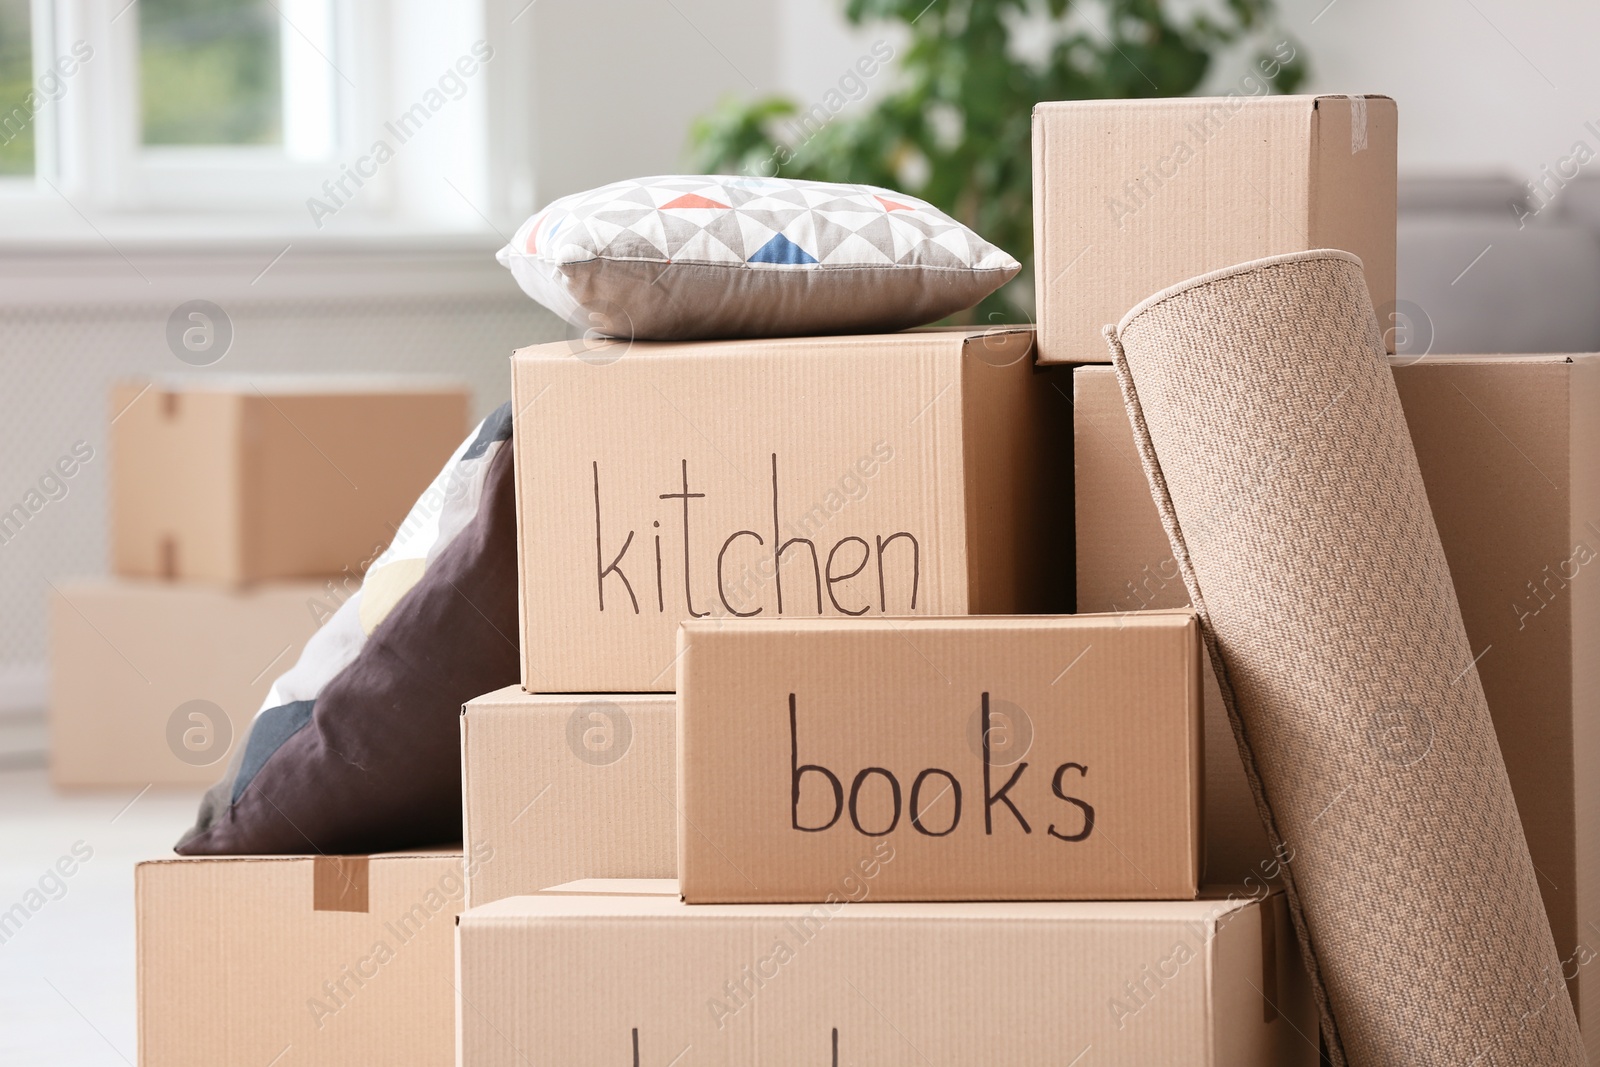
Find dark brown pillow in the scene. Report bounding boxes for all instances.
[176,405,518,854]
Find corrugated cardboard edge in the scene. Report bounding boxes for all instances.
[1184,612,1206,895]
[676,624,692,898]
[1308,95,1398,353]
[467,880,1272,918]
[509,354,537,693]
[959,328,1035,613]
[134,858,155,1067]
[1104,308,1345,1066]
[460,701,477,907]
[1572,353,1600,1056]
[539,878,680,897]
[1260,896,1279,1024]
[1030,102,1049,354]
[238,393,265,584]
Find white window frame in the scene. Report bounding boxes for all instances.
[111,0,375,211]
[58,0,387,212]
[0,0,532,238]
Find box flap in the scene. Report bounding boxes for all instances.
[538,878,680,897]
[137,373,470,395]
[512,330,1004,365]
[465,880,1265,923]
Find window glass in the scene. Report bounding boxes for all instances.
[0,0,32,175]
[140,0,282,146]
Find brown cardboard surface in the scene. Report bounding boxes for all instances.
[1032,94,1396,364]
[1071,368,1274,884]
[137,849,472,1067]
[1073,355,1600,1035]
[677,613,1202,903]
[1574,354,1600,1061]
[48,577,322,787]
[455,880,1316,1066]
[510,329,1072,692]
[111,376,469,585]
[460,686,676,907]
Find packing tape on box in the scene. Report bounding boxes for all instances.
[1349,94,1368,153]
[313,856,370,913]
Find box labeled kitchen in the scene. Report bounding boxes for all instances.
[456,879,1315,1067]
[511,328,1071,691]
[111,375,469,585]
[1032,94,1396,364]
[677,612,1202,903]
[1073,355,1600,1045]
[461,686,676,906]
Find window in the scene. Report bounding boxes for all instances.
[0,0,360,212]
[0,0,522,235]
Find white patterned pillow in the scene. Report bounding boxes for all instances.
[496,175,1020,341]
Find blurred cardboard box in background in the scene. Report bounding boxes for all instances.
[110,376,468,585]
[49,578,322,787]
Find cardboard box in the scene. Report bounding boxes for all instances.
[511,328,1072,691]
[456,879,1316,1066]
[461,686,676,906]
[677,613,1203,903]
[138,849,475,1067]
[1033,94,1396,364]
[49,577,323,786]
[111,376,469,585]
[1073,355,1600,1039]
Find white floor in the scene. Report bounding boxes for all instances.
[0,766,204,1066]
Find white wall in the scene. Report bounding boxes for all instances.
[524,0,782,202]
[1278,0,1600,182]
[780,0,1600,186]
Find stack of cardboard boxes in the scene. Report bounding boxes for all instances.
[451,95,1400,1065]
[134,93,1600,1065]
[51,377,467,787]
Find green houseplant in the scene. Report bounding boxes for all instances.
[690,0,1307,320]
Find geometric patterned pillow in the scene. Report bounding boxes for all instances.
[495,174,1020,341]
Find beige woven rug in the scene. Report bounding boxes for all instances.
[1106,250,1583,1066]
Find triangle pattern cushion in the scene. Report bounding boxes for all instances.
[496,174,1021,341]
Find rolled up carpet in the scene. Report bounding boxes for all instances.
[1105,249,1583,1066]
